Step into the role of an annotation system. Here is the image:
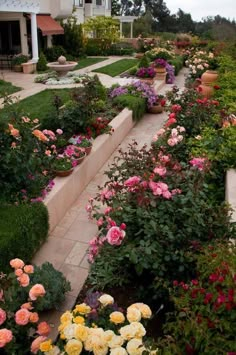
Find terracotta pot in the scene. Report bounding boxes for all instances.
[201,70,218,85]
[53,168,73,177]
[198,84,214,98]
[155,72,167,81]
[13,65,22,72]
[73,153,86,166]
[84,145,92,155]
[154,66,166,74]
[148,104,164,114]
[135,53,145,59]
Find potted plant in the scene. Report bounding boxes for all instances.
[12,54,28,72]
[52,155,74,177]
[68,135,93,155]
[148,94,166,114]
[136,66,156,85]
[64,144,86,166]
[153,58,167,73]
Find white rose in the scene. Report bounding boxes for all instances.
[108,335,124,349]
[110,347,128,355]
[98,294,114,306]
[127,307,142,323]
[126,338,145,355]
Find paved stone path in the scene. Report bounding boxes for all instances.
[0,59,187,338]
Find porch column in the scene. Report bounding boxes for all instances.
[31,12,39,62]
[130,21,133,39]
[120,21,122,38]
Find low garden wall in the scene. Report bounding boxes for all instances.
[226,169,236,222]
[44,108,134,231]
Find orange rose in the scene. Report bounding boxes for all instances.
[10,258,24,269]
[32,130,48,142]
[24,265,34,274]
[0,329,13,347]
[15,268,23,277]
[29,284,46,301]
[21,302,33,310]
[29,312,39,323]
[37,321,51,336]
[17,273,30,287]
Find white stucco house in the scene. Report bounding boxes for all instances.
[0,0,111,65]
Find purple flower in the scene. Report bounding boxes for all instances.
[136,67,156,78]
[154,58,167,68]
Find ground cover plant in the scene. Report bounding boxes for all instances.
[0,79,21,98]
[93,59,139,77]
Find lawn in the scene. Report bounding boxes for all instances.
[0,79,21,98]
[0,88,71,122]
[92,58,139,77]
[73,57,108,70]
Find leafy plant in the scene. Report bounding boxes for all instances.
[12,54,28,66]
[37,52,47,72]
[52,155,73,171]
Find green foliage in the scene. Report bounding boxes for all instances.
[0,79,21,98]
[159,242,236,354]
[138,55,151,68]
[31,262,71,311]
[108,42,134,56]
[169,55,184,75]
[44,45,67,61]
[0,203,49,272]
[37,51,47,72]
[12,54,28,65]
[113,94,146,120]
[93,59,139,77]
[83,16,119,43]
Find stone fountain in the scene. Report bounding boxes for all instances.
[46,55,77,77]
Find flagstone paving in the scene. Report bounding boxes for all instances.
[1,58,187,338]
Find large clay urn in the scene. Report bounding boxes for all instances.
[201,70,218,85]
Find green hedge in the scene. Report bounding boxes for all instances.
[113,94,146,121]
[169,55,184,75]
[0,203,49,272]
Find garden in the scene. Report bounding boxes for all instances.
[0,31,236,354]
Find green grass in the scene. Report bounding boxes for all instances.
[0,88,71,122]
[0,79,21,98]
[73,57,108,70]
[92,59,139,77]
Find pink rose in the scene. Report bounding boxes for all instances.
[149,181,162,196]
[30,336,47,354]
[15,308,30,325]
[162,190,172,199]
[0,308,6,326]
[29,284,46,301]
[153,167,166,177]
[106,226,125,246]
[56,128,63,135]
[124,176,141,187]
[0,329,13,348]
[15,268,23,277]
[10,258,24,269]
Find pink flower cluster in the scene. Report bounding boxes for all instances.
[167,126,185,147]
[189,157,207,171]
[149,181,172,199]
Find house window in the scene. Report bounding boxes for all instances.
[74,0,84,6]
[96,0,102,5]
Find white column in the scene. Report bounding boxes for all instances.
[31,12,39,63]
[130,21,133,39]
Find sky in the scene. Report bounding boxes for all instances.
[165,0,236,21]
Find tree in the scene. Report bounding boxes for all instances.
[83,16,120,42]
[111,0,121,16]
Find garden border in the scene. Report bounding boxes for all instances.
[44,108,134,231]
[226,169,236,223]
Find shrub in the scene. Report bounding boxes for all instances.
[30,262,71,311]
[169,55,184,75]
[0,203,49,272]
[138,55,151,68]
[44,45,67,62]
[85,38,104,56]
[159,242,236,354]
[37,52,47,72]
[113,94,146,120]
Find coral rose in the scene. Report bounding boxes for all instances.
[17,273,30,287]
[15,268,23,277]
[29,312,39,323]
[106,226,125,246]
[21,302,33,310]
[24,264,34,274]
[0,308,6,326]
[31,336,47,354]
[15,308,30,325]
[29,284,46,301]
[37,321,51,336]
[0,329,13,348]
[10,258,24,269]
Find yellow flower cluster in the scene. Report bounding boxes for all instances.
[40,295,157,355]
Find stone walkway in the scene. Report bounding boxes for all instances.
[1,59,186,338]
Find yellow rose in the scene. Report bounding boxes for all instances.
[110,311,125,324]
[64,339,83,355]
[108,335,124,349]
[119,324,136,341]
[110,347,128,355]
[92,335,108,355]
[126,338,145,355]
[98,294,114,306]
[126,307,142,323]
[75,324,89,342]
[60,310,73,324]
[73,303,91,315]
[130,322,146,338]
[73,316,85,325]
[104,330,115,342]
[131,303,152,319]
[39,339,53,352]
